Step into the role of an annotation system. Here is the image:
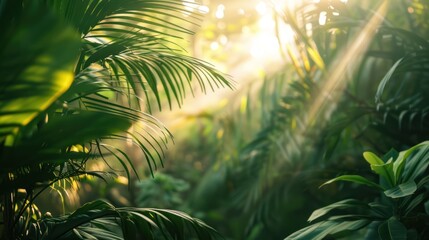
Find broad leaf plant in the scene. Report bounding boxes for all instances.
[287,141,429,240]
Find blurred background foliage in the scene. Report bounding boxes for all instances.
[14,0,429,239]
[154,0,429,239]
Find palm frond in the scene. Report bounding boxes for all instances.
[30,199,222,240]
[48,0,232,111]
[1,1,231,239]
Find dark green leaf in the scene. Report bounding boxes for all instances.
[378,218,407,240]
[384,181,417,198]
[308,199,367,222]
[375,58,403,104]
[285,220,370,240]
[0,4,80,142]
[320,175,384,190]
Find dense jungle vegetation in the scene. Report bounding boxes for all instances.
[1,0,429,239]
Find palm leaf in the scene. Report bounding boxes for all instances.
[36,199,222,240]
[49,0,232,112]
[1,1,230,239]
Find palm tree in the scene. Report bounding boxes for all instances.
[0,0,231,239]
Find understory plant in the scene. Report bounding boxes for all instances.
[286,141,429,239]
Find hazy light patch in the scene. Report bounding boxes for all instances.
[306,23,313,36]
[255,1,268,15]
[210,41,220,51]
[250,34,280,58]
[217,21,226,30]
[258,15,275,29]
[242,26,250,34]
[215,4,225,19]
[319,11,327,25]
[278,23,295,44]
[219,35,228,45]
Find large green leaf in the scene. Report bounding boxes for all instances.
[384,181,417,198]
[378,218,407,240]
[363,152,385,165]
[27,111,131,148]
[375,58,403,104]
[402,142,429,182]
[364,151,396,187]
[285,219,370,240]
[308,199,368,222]
[370,161,395,188]
[425,200,429,215]
[320,175,384,190]
[0,3,80,143]
[393,141,429,183]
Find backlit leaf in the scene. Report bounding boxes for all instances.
[384,181,417,198]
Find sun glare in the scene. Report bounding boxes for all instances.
[183,0,196,15]
[255,1,268,15]
[215,4,225,19]
[319,11,327,25]
[164,0,304,127]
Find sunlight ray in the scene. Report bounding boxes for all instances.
[306,0,389,126]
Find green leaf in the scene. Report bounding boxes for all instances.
[403,193,425,215]
[320,175,384,190]
[0,4,80,143]
[403,142,429,182]
[382,149,399,163]
[370,161,395,188]
[393,150,408,183]
[285,221,325,240]
[285,220,370,240]
[424,200,429,215]
[70,200,116,218]
[384,181,417,198]
[406,229,419,240]
[122,218,138,240]
[308,199,367,222]
[363,152,385,165]
[83,41,127,68]
[375,58,403,104]
[394,141,429,183]
[41,199,221,240]
[26,111,132,149]
[378,218,407,240]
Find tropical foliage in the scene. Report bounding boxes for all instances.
[2,0,429,239]
[287,141,429,239]
[0,0,230,239]
[155,0,429,239]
